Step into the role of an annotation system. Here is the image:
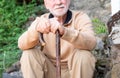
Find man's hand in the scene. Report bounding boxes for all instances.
[36,17,51,34]
[36,16,65,35]
[50,18,65,35]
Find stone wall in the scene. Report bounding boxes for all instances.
[70,0,111,23]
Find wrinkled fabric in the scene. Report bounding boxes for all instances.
[20,47,96,78]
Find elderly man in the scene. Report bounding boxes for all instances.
[18,0,97,78]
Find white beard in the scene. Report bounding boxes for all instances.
[49,5,69,17]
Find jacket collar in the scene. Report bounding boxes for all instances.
[48,10,72,25]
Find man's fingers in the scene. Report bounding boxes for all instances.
[36,16,51,34]
[50,25,57,33]
[58,25,65,35]
[50,18,60,34]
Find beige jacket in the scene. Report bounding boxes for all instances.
[18,10,96,65]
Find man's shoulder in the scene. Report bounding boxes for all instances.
[70,10,88,17]
[39,12,50,18]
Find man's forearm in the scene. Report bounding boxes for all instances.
[18,20,39,50]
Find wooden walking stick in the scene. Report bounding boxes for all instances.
[56,30,61,78]
[39,30,61,78]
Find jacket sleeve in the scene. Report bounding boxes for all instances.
[18,18,40,50]
[61,12,97,51]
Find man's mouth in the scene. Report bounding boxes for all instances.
[55,5,64,9]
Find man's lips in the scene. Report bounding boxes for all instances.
[55,5,64,9]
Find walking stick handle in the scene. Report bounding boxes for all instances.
[39,33,45,51]
[39,33,45,46]
[56,30,61,78]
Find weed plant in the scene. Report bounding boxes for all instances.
[92,18,107,34]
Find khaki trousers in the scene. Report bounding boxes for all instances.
[20,47,96,78]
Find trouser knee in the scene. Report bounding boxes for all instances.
[20,47,45,67]
[76,50,96,63]
[69,50,96,70]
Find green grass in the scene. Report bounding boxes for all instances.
[0,0,44,77]
[92,18,107,34]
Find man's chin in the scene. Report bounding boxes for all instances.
[51,11,67,17]
[54,14,65,17]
